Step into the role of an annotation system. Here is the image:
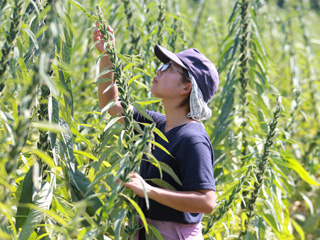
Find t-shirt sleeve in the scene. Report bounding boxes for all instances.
[178,141,215,191]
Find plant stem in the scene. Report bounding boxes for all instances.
[239,96,282,239]
[156,0,166,45]
[239,0,250,162]
[203,166,252,235]
[0,0,23,95]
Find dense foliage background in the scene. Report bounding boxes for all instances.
[1,0,319,239]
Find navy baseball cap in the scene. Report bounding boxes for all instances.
[154,44,219,103]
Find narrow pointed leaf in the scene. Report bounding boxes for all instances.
[121,194,148,234]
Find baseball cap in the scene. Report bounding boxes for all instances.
[154,44,219,103]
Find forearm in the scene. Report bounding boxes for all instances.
[148,186,216,214]
[98,55,117,108]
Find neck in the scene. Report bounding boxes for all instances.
[162,99,195,132]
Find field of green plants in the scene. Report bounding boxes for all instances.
[1,0,320,239]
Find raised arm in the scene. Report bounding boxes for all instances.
[93,22,124,123]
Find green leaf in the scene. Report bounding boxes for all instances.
[21,26,39,49]
[135,98,162,105]
[149,178,176,191]
[128,74,143,85]
[139,123,168,143]
[59,118,76,173]
[158,161,182,186]
[48,96,59,150]
[276,153,319,186]
[132,103,154,122]
[15,167,34,229]
[114,210,126,240]
[264,199,282,232]
[67,0,86,12]
[18,182,53,240]
[148,224,164,240]
[123,63,135,71]
[32,149,56,169]
[101,99,117,114]
[70,125,93,148]
[212,88,234,148]
[104,116,123,132]
[0,203,17,238]
[31,122,67,133]
[70,169,103,216]
[121,194,148,234]
[73,150,97,161]
[291,219,305,240]
[300,192,314,215]
[150,140,174,159]
[39,53,59,96]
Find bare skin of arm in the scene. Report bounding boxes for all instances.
[93,22,124,124]
[123,172,216,214]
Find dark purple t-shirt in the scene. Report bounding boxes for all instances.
[133,108,215,224]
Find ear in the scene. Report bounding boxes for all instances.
[180,82,192,95]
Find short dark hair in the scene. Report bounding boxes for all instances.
[177,69,191,109]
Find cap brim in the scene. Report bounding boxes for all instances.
[154,44,188,70]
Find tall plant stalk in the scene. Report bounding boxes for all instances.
[122,0,139,54]
[0,0,22,95]
[239,96,282,238]
[203,166,253,234]
[97,9,156,237]
[156,0,166,45]
[239,0,250,162]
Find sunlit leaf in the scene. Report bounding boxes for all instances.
[121,194,148,234]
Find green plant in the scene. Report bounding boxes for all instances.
[0,0,319,239]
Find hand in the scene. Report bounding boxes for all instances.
[93,21,115,54]
[123,172,152,198]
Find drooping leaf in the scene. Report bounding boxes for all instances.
[291,219,305,240]
[212,88,235,148]
[148,224,164,240]
[48,96,59,150]
[15,167,34,229]
[73,150,97,161]
[21,26,39,49]
[70,169,103,216]
[135,98,161,105]
[114,210,126,240]
[157,161,182,186]
[132,103,154,122]
[276,152,319,186]
[59,117,76,173]
[121,194,148,234]
[18,182,53,240]
[104,116,123,132]
[139,122,168,143]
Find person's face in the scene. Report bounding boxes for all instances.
[151,61,190,100]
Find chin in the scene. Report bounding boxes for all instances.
[150,87,157,96]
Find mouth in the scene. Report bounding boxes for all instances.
[152,78,158,84]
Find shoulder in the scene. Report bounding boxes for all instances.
[174,122,213,157]
[178,122,211,145]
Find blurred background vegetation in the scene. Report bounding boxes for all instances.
[0,0,319,239]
